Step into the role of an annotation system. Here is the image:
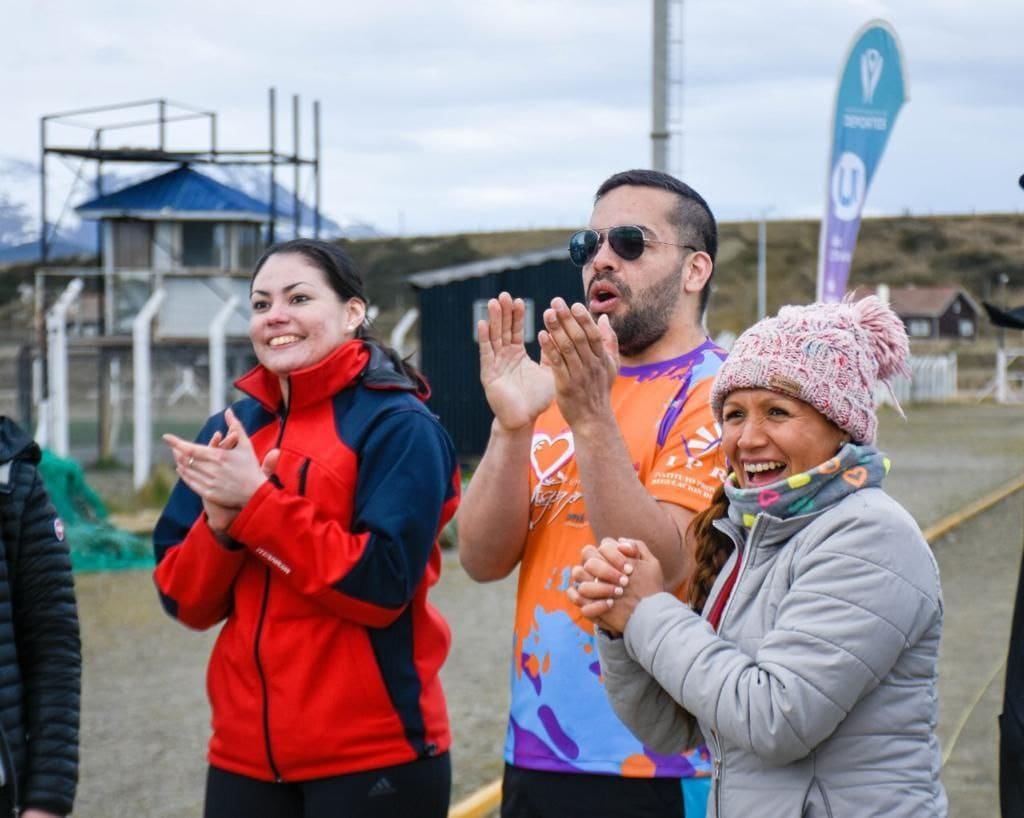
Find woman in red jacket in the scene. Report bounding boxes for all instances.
[154,239,460,818]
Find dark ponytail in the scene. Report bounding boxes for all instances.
[685,485,733,615]
[252,238,424,385]
[354,324,425,388]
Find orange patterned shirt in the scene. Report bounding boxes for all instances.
[505,339,728,777]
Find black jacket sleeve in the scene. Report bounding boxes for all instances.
[11,463,81,816]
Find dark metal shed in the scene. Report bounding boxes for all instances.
[408,247,581,458]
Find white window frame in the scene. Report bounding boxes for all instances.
[907,318,932,338]
[473,298,535,342]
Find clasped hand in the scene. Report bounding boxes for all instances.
[163,408,279,535]
[567,538,665,636]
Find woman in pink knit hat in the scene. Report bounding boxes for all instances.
[569,296,947,817]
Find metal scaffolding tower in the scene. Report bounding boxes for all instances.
[39,89,322,266]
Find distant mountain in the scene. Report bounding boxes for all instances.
[209,166,381,239]
[0,190,34,246]
[0,156,97,263]
[0,236,93,264]
[0,154,379,266]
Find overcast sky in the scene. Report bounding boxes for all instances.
[4,0,1022,236]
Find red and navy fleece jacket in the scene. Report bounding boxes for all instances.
[153,340,460,782]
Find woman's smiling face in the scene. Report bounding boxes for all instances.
[721,388,849,489]
[249,252,364,378]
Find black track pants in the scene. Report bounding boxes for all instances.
[500,764,684,818]
[204,753,451,818]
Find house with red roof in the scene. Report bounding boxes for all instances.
[880,285,981,340]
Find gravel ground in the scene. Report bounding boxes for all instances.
[71,402,1024,817]
[935,497,1022,817]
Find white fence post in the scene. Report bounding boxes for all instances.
[209,296,239,416]
[390,308,420,358]
[945,353,958,400]
[45,278,84,457]
[996,347,1008,404]
[109,356,123,454]
[133,289,166,491]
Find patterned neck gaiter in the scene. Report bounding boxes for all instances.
[724,443,890,529]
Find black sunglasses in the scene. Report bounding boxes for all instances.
[568,224,698,267]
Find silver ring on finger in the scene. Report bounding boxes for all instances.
[187,456,195,468]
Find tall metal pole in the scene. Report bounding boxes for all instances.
[39,117,48,264]
[999,273,1009,349]
[996,272,1009,403]
[95,127,113,461]
[668,0,686,178]
[38,117,49,430]
[293,94,301,239]
[95,129,105,256]
[158,98,166,151]
[313,101,321,239]
[651,0,669,172]
[268,88,277,245]
[757,218,767,321]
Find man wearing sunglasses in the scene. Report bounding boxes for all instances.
[459,169,728,818]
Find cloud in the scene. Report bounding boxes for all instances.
[2,0,1021,235]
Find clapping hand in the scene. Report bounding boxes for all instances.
[537,298,619,428]
[164,408,280,535]
[477,292,555,431]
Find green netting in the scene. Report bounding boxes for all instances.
[37,450,153,572]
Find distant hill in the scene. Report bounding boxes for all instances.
[3,213,1021,346]
[0,236,94,264]
[341,214,1024,340]
[706,213,1024,337]
[338,229,569,311]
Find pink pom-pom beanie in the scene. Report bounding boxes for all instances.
[710,295,911,444]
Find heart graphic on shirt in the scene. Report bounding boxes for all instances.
[842,466,868,488]
[531,432,575,484]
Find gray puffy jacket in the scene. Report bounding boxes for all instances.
[598,487,946,817]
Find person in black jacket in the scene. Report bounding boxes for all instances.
[0,417,81,818]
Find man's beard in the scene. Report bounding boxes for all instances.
[596,269,681,357]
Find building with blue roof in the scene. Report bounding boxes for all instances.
[73,165,269,336]
[76,165,269,275]
[77,164,270,220]
[23,95,323,465]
